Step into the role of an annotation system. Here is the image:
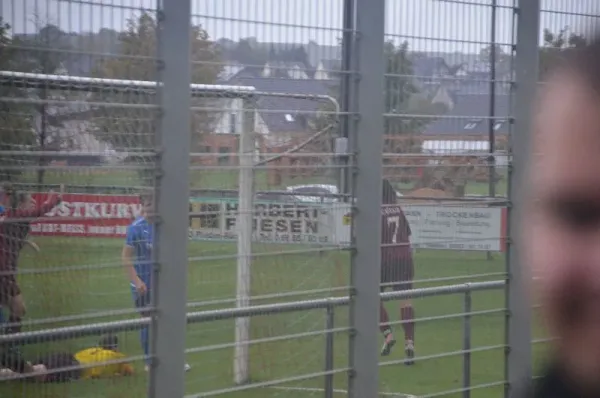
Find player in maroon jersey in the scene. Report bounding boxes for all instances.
[0,191,42,335]
[379,179,415,364]
[0,183,63,334]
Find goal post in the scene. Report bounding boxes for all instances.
[0,70,342,386]
[0,69,258,385]
[234,97,255,385]
[232,90,339,384]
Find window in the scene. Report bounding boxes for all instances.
[229,113,237,134]
[493,121,504,131]
[218,146,230,165]
[464,122,479,130]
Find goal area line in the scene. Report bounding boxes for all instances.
[268,385,417,397]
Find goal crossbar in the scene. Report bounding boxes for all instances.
[0,68,340,386]
[0,70,256,98]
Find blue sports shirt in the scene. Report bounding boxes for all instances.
[125,216,154,287]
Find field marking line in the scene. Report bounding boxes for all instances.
[269,385,417,397]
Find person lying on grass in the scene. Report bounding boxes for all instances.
[0,335,134,382]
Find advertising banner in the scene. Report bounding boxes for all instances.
[29,193,141,238]
[26,193,506,252]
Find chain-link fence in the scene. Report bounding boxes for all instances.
[379,1,514,396]
[0,0,560,397]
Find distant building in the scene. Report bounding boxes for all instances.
[261,61,311,79]
[313,59,342,80]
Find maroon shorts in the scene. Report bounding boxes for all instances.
[380,255,414,292]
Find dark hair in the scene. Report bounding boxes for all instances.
[1,182,18,210]
[0,346,28,373]
[381,179,397,205]
[18,192,30,206]
[139,192,153,206]
[98,334,119,351]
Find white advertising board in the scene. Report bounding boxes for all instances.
[188,199,335,245]
[188,198,506,252]
[330,204,505,251]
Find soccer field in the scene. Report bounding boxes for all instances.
[0,237,547,398]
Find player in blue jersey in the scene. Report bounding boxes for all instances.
[121,193,191,373]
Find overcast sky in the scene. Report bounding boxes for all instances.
[2,0,598,53]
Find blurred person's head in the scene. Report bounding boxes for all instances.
[526,32,600,388]
[0,182,16,209]
[17,192,35,210]
[381,179,396,205]
[139,193,154,218]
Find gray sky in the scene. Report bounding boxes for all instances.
[2,0,597,53]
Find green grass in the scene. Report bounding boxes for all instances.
[17,169,507,196]
[16,169,334,192]
[0,236,547,398]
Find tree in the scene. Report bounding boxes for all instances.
[91,12,222,161]
[539,27,586,79]
[0,21,38,181]
[12,22,74,184]
[313,40,445,168]
[233,38,268,66]
[384,41,445,145]
[478,44,512,78]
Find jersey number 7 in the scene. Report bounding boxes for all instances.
[387,216,400,244]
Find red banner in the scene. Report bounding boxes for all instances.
[29,193,141,238]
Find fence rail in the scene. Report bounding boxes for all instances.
[0,280,505,344]
[0,0,553,396]
[0,281,506,398]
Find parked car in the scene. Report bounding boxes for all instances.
[285,184,339,204]
[286,184,403,204]
[255,191,298,203]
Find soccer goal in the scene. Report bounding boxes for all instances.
[0,70,342,386]
[0,69,259,383]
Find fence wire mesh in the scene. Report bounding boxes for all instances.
[0,1,161,397]
[0,0,566,397]
[379,1,514,397]
[184,1,348,397]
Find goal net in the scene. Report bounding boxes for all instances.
[0,70,345,394]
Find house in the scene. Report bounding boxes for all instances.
[212,76,334,139]
[426,72,511,112]
[199,77,335,167]
[217,64,246,81]
[306,41,341,68]
[313,59,342,80]
[411,56,468,91]
[421,87,511,166]
[261,61,312,79]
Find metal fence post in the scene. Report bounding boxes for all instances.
[338,0,355,196]
[506,1,539,397]
[150,1,192,397]
[462,290,472,398]
[324,304,335,398]
[347,0,386,397]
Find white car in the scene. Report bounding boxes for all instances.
[286,184,339,204]
[286,184,402,204]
